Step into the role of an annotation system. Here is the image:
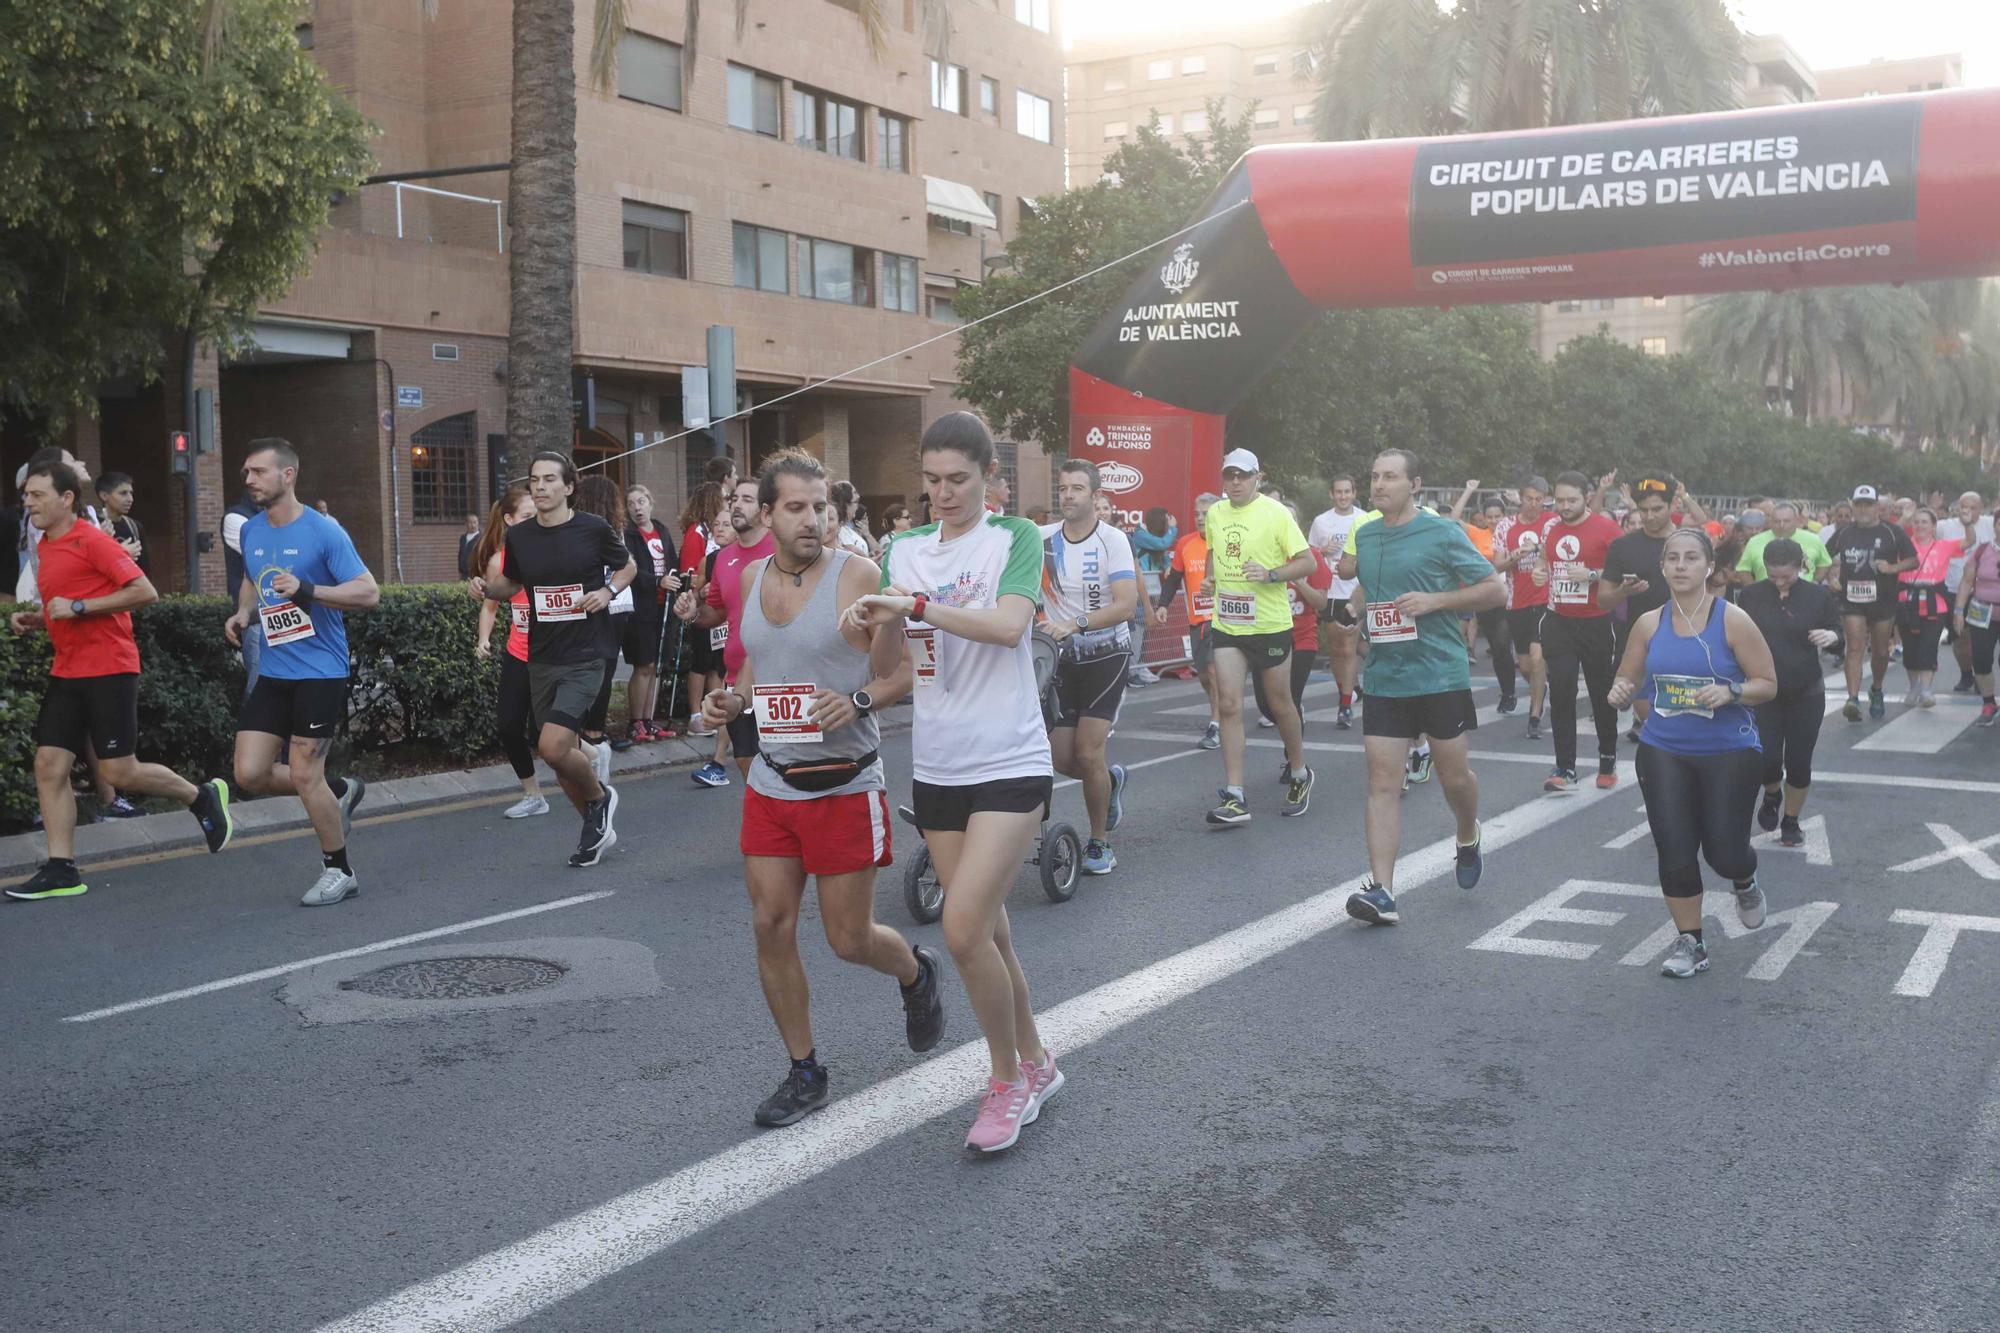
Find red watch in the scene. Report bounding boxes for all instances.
[910,593,928,623]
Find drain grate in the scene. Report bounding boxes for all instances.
[339,956,568,1000]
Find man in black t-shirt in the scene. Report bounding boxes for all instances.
[1598,473,1679,741]
[1824,485,1917,721]
[475,451,637,867]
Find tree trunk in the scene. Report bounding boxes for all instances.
[506,0,579,479]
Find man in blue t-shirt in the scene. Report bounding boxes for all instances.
[224,438,380,907]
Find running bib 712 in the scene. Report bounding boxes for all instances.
[1846,578,1877,605]
[753,683,820,744]
[1216,591,1256,626]
[1551,561,1592,605]
[534,584,586,622]
[1653,673,1717,719]
[1365,600,1416,644]
[260,600,315,646]
[907,626,939,687]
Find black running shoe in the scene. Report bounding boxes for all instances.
[1757,788,1783,833]
[569,783,620,867]
[1455,822,1483,890]
[1526,715,1543,741]
[191,778,233,854]
[6,861,87,900]
[901,944,946,1052]
[754,1065,830,1128]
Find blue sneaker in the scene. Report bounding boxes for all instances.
[1868,688,1886,720]
[1455,821,1483,890]
[1106,763,1127,832]
[1336,704,1353,730]
[1345,881,1399,926]
[1081,839,1117,875]
[692,761,731,788]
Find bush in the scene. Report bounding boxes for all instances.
[0,585,501,829]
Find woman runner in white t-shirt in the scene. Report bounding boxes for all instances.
[844,413,1061,1154]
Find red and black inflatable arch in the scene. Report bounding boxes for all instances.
[1071,88,2000,525]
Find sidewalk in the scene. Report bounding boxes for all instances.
[0,713,911,882]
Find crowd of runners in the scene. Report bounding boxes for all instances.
[8,416,1997,1148]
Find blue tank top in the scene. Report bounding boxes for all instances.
[1638,597,1760,755]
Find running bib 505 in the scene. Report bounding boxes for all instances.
[260,600,315,646]
[1551,561,1592,606]
[753,683,821,744]
[1653,674,1717,719]
[1216,591,1257,626]
[1365,601,1416,644]
[534,584,586,622]
[907,626,939,687]
[1846,578,1877,605]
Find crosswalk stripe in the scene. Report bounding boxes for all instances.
[1854,702,1980,755]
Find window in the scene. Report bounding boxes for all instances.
[1556,299,1583,313]
[930,60,965,113]
[982,191,1003,234]
[1293,104,1314,125]
[617,32,683,112]
[980,76,998,116]
[1253,54,1280,76]
[933,214,972,237]
[1016,90,1052,143]
[1593,297,1617,311]
[1013,0,1051,33]
[882,254,920,313]
[877,112,909,171]
[1147,58,1172,81]
[1103,72,1126,93]
[1154,112,1175,135]
[929,294,962,325]
[1182,109,1209,134]
[622,201,688,278]
[793,86,862,159]
[295,23,315,49]
[1645,295,1669,309]
[411,412,475,522]
[1103,120,1129,141]
[1253,108,1279,129]
[1641,336,1669,356]
[727,64,781,136]
[795,236,872,305]
[732,222,788,293]
[1181,56,1206,76]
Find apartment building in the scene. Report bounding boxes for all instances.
[1815,52,1964,102]
[1065,11,1318,186]
[28,0,1065,590]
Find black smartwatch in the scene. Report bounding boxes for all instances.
[70,599,87,618]
[850,689,874,717]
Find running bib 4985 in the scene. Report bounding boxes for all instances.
[1653,673,1717,719]
[907,626,939,687]
[1365,601,1417,644]
[1216,591,1257,627]
[753,683,821,744]
[534,584,586,622]
[1551,561,1592,606]
[259,600,315,646]
[1846,578,1877,605]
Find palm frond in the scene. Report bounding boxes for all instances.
[589,0,630,93]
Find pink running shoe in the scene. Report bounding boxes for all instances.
[966,1075,1034,1153]
[1021,1051,1064,1124]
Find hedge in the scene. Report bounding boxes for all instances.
[0,585,506,828]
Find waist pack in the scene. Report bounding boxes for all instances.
[762,749,879,793]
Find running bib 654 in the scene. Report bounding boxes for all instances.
[1365,601,1416,644]
[1551,561,1592,605]
[753,683,821,744]
[534,584,586,622]
[1216,591,1257,626]
[1653,674,1717,719]
[907,626,939,687]
[1846,578,1877,605]
[260,600,315,646]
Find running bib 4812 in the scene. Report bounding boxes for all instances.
[709,623,730,652]
[260,600,315,646]
[1653,673,1717,719]
[753,683,821,744]
[1216,591,1257,626]
[534,584,586,622]
[1551,561,1592,606]
[1365,601,1416,644]
[907,626,939,687]
[1846,578,1877,605]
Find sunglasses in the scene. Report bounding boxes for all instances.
[1635,479,1671,494]
[1221,469,1253,480]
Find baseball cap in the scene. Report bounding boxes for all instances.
[1738,509,1768,530]
[1221,448,1260,475]
[1852,484,1879,503]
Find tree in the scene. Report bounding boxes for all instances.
[1685,286,1936,424]
[1298,0,1743,141]
[0,0,373,419]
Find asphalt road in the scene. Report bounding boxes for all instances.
[5,662,1999,1331]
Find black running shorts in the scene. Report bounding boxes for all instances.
[1362,689,1480,741]
[1506,606,1546,656]
[239,675,349,740]
[1051,649,1129,727]
[912,775,1053,832]
[623,607,666,669]
[36,673,139,758]
[1211,627,1293,669]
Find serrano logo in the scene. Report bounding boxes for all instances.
[1098,462,1144,495]
[1160,242,1199,295]
[1554,534,1581,561]
[1085,426,1106,448]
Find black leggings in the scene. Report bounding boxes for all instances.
[1476,606,1516,697]
[1971,621,2000,677]
[1755,687,1823,790]
[1542,612,1618,773]
[1899,615,1945,673]
[498,653,536,781]
[1254,647,1315,723]
[1635,743,1761,898]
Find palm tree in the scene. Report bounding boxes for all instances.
[1890,281,2000,456]
[1298,0,1743,141]
[1685,286,1933,424]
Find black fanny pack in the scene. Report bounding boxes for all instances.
[762,749,879,793]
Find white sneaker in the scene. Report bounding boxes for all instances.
[1919,688,1937,709]
[301,866,358,907]
[504,794,550,819]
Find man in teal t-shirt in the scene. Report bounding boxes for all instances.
[1340,449,1508,929]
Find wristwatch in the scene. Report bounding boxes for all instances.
[1728,679,1743,702]
[850,689,874,717]
[70,599,87,618]
[1074,615,1090,633]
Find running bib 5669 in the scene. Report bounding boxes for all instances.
[1365,600,1416,644]
[1551,561,1592,605]
[1846,578,1877,605]
[1216,591,1257,626]
[753,683,820,744]
[260,600,315,646]
[1653,673,1717,719]
[534,584,586,622]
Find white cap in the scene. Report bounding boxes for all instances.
[1221,448,1260,474]
[1852,484,1879,503]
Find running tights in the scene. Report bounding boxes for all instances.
[1541,613,1618,774]
[497,653,536,781]
[1635,743,1761,898]
[1754,687,1823,790]
[1476,606,1516,699]
[1900,616,1945,673]
[1971,622,1999,677]
[1254,648,1315,723]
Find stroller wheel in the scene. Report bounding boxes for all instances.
[1039,822,1082,903]
[903,841,943,923]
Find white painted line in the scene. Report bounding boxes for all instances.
[1814,769,2000,795]
[316,774,1624,1333]
[1604,820,1653,850]
[62,892,619,1023]
[1053,747,1202,793]
[1114,728,1588,773]
[1854,704,1977,755]
[1750,814,1832,867]
[1889,909,2000,998]
[1889,824,2000,880]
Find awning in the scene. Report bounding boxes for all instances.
[923,175,998,230]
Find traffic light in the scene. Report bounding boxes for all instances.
[170,428,191,475]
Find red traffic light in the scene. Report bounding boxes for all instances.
[170,430,190,454]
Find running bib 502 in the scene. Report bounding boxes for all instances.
[1653,673,1717,719]
[1968,599,1994,630]
[1365,600,1416,644]
[907,626,939,687]
[1216,591,1257,626]
[1846,578,1877,605]
[534,584,586,622]
[753,683,820,744]
[1551,561,1592,606]
[260,600,315,646]
[710,623,730,652]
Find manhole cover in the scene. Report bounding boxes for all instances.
[339,956,568,1000]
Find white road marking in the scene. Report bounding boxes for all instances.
[316,777,1622,1333]
[1618,892,1839,981]
[1751,814,1833,867]
[62,892,619,1023]
[1604,820,1652,850]
[1052,747,1200,793]
[1889,909,2000,997]
[1889,824,2000,879]
[1468,879,1643,959]
[1855,704,1978,755]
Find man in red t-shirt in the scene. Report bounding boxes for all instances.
[1490,476,1559,736]
[676,476,776,783]
[1253,543,1332,734]
[6,462,233,900]
[1533,470,1625,791]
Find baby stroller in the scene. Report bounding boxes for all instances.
[900,628,1084,923]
